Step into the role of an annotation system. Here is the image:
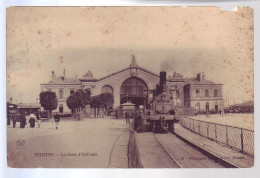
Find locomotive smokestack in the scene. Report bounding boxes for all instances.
[160,71,167,93]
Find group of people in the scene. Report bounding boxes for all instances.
[11,112,42,128]
[124,111,144,132]
[11,112,61,130]
[124,110,144,124]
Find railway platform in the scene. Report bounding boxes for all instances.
[135,132,181,168]
[7,118,129,168]
[174,123,254,168]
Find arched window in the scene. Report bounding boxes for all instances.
[120,77,148,95]
[59,89,64,99]
[206,102,209,111]
[214,89,218,97]
[205,89,209,97]
[196,102,200,110]
[59,104,63,113]
[70,89,75,95]
[215,102,218,111]
[101,85,113,95]
[196,89,200,97]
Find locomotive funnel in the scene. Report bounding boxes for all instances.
[160,71,167,93]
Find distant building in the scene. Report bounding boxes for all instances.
[40,57,223,113]
[6,102,18,125]
[40,69,81,113]
[183,73,223,113]
[17,103,41,115]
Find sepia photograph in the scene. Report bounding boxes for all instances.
[6,6,254,168]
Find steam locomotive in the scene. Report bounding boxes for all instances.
[145,71,178,133]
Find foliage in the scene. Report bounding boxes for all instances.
[89,95,102,108]
[99,93,114,108]
[66,89,91,110]
[66,95,74,110]
[90,93,114,109]
[39,91,58,111]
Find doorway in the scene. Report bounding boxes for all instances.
[59,104,63,113]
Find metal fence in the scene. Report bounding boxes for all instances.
[179,117,254,157]
[128,120,143,168]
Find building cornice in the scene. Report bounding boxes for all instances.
[40,83,81,86]
[185,98,223,101]
[80,66,184,83]
[185,83,223,86]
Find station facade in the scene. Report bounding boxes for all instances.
[40,57,223,113]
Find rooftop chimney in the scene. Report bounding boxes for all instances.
[197,73,201,81]
[202,72,205,80]
[160,71,167,93]
[62,69,66,82]
[52,71,56,81]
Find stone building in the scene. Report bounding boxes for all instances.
[40,57,223,113]
[183,73,223,113]
[40,70,81,113]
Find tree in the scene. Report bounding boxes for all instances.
[99,93,114,109]
[39,91,58,119]
[67,95,76,114]
[89,95,101,117]
[99,93,114,117]
[90,93,114,117]
[66,89,91,119]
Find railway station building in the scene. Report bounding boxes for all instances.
[40,57,223,113]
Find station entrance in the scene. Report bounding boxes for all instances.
[120,77,148,109]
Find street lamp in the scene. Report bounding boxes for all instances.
[10,97,13,104]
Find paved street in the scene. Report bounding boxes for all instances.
[7,118,129,168]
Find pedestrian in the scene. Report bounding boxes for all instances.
[29,113,36,128]
[36,112,41,128]
[134,113,142,131]
[20,112,26,128]
[125,111,130,124]
[100,109,103,118]
[11,114,16,128]
[115,111,118,119]
[54,113,60,130]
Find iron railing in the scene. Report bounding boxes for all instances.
[179,117,254,157]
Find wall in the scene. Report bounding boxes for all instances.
[190,100,223,111]
[82,68,161,108]
[184,84,223,111]
[40,84,81,113]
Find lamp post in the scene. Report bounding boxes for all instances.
[10,97,13,104]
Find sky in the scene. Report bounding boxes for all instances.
[6,6,254,105]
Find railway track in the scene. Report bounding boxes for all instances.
[153,133,238,168]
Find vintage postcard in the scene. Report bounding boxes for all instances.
[6,6,254,168]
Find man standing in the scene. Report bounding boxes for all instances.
[20,111,26,128]
[134,112,142,131]
[36,112,41,128]
[11,114,16,128]
[54,113,60,130]
[125,111,130,124]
